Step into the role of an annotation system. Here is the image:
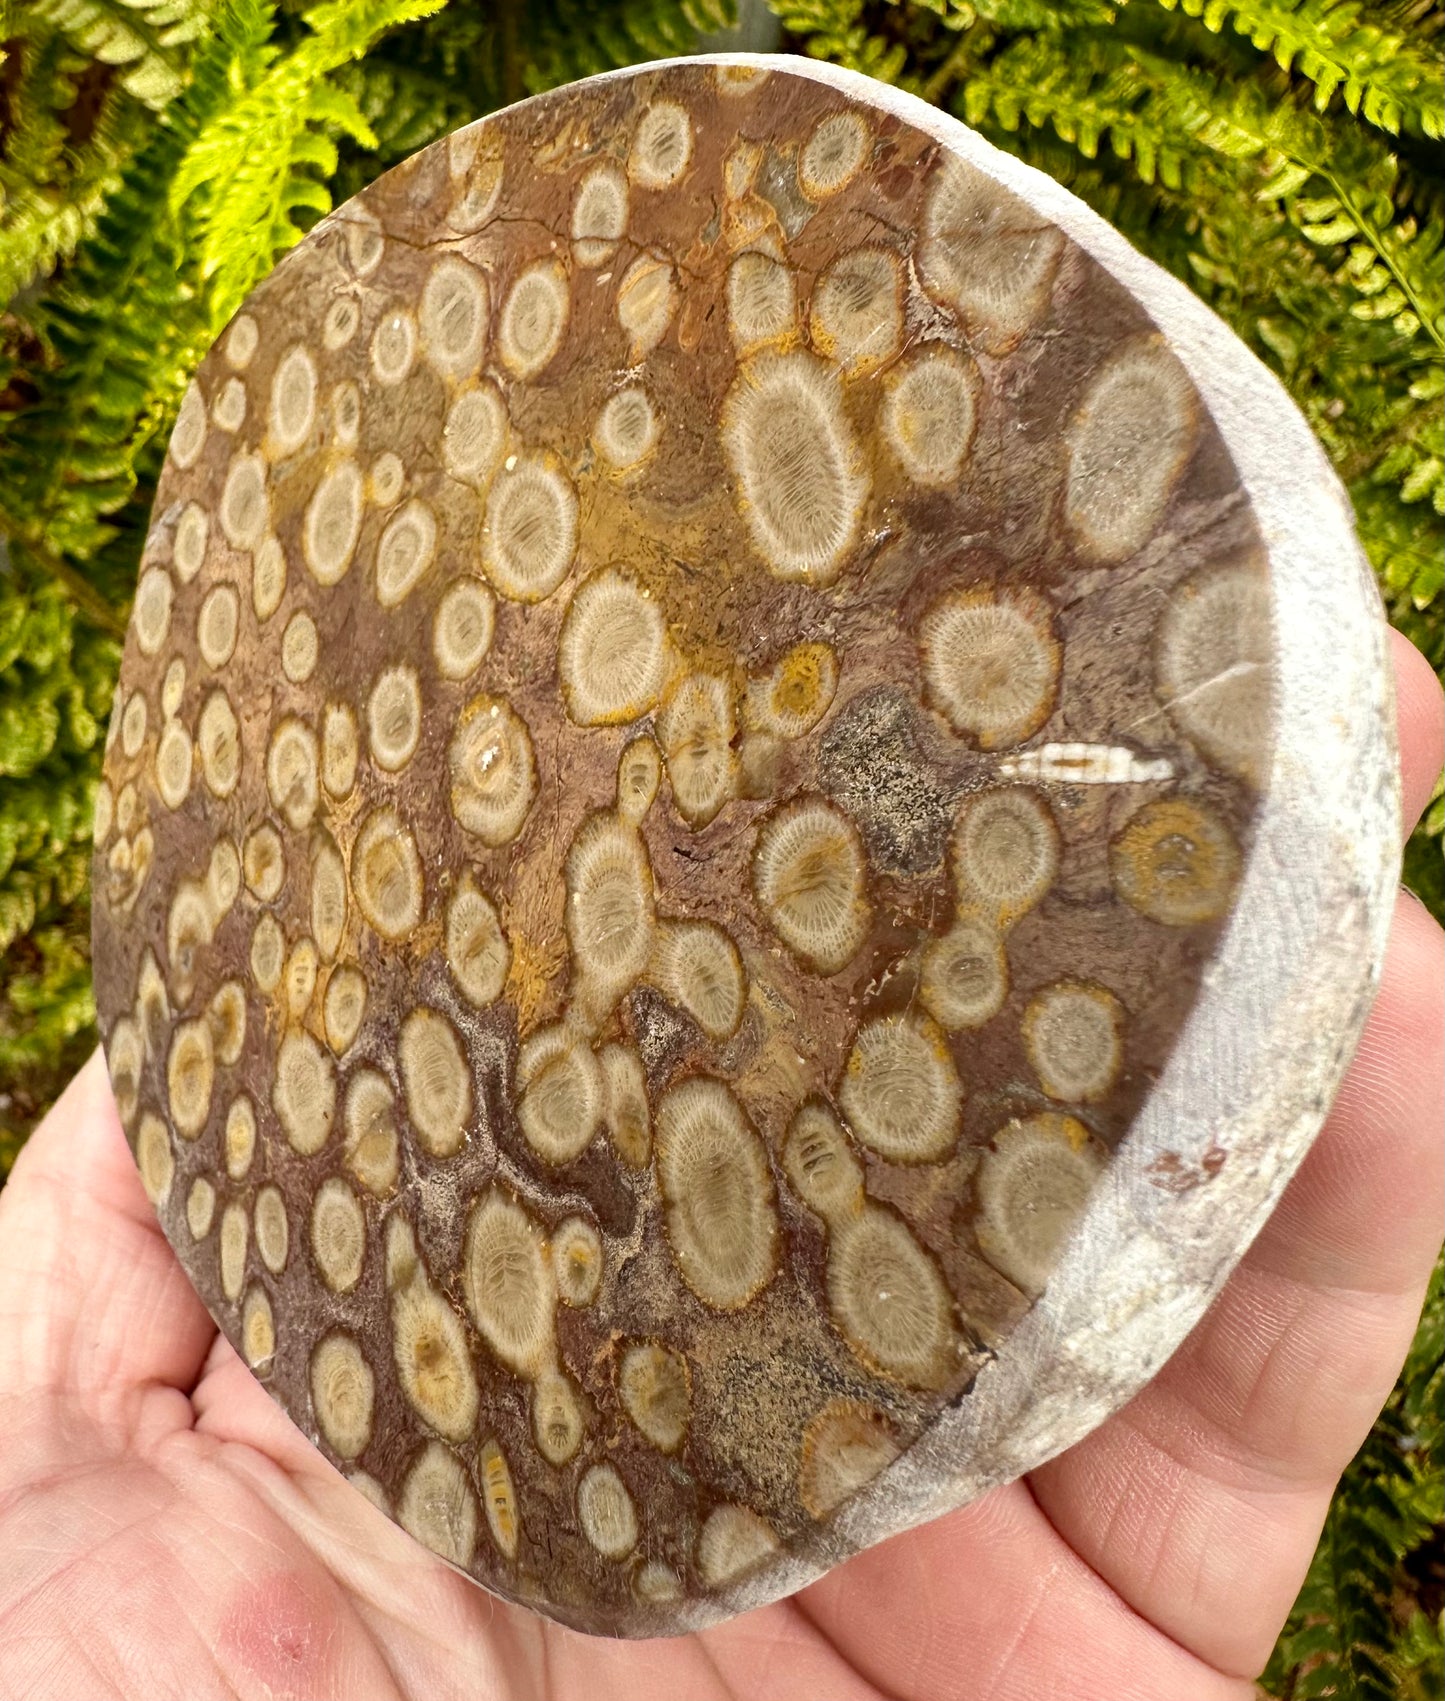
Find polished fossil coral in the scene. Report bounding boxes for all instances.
[92,52,1376,1641]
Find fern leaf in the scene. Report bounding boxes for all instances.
[169,0,450,325]
[522,0,733,93]
[0,18,149,305]
[769,0,907,81]
[28,0,211,107]
[1153,0,1445,139]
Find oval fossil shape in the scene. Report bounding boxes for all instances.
[92,55,1394,1642]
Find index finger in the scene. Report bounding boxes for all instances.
[1390,625,1444,830]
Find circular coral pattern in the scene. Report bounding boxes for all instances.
[93,59,1272,1636]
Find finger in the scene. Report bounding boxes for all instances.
[192,1353,881,1701]
[1390,625,1444,832]
[1028,889,1444,1679]
[793,1481,1253,1701]
[0,1049,215,1405]
[191,1328,338,1476]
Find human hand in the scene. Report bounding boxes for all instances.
[1,631,1439,1701]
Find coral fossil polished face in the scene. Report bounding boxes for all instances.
[94,55,1294,1634]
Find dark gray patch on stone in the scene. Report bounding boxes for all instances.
[626,984,697,1086]
[819,686,951,874]
[757,146,815,240]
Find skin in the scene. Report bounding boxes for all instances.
[0,631,1438,1701]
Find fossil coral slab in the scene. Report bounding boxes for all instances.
[92,53,1399,1637]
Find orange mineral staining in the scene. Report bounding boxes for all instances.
[747,641,838,741]
[1111,797,1241,927]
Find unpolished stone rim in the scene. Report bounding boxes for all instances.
[482,51,1406,1636]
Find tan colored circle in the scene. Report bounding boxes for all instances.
[282,611,319,683]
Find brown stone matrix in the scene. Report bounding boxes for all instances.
[92,59,1274,1634]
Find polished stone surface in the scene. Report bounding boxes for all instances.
[92,53,1397,1637]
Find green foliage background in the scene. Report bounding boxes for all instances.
[0,0,1439,1690]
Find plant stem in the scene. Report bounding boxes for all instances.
[13,538,127,639]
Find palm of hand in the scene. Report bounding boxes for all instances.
[2,642,1439,1701]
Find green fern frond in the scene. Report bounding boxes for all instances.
[0,911,94,1054]
[1153,0,1445,138]
[1271,181,1444,352]
[0,573,112,1082]
[28,0,213,107]
[958,28,1238,187]
[169,0,449,325]
[1263,1425,1404,1699]
[0,903,97,1074]
[327,53,460,180]
[1355,487,1445,628]
[521,0,734,95]
[959,25,1444,370]
[767,0,909,80]
[0,8,256,614]
[0,19,142,304]
[0,582,113,950]
[970,0,1121,21]
[2,135,198,580]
